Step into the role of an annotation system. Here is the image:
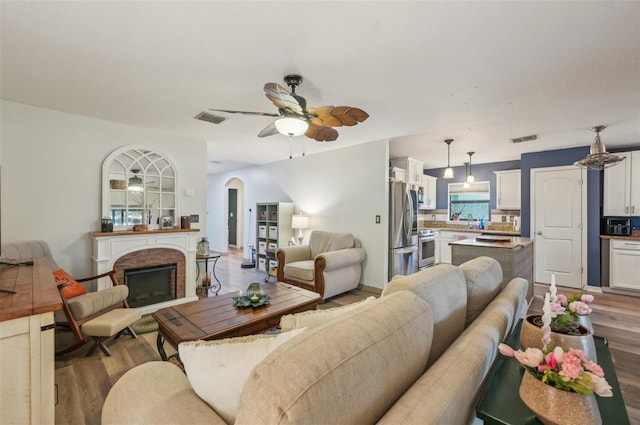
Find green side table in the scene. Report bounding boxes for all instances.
[476,319,630,425]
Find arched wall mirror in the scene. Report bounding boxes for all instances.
[102,146,178,230]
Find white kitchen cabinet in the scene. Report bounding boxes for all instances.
[421,175,438,209]
[603,151,640,216]
[495,170,521,210]
[391,157,424,186]
[610,239,640,290]
[0,312,56,424]
[438,230,477,264]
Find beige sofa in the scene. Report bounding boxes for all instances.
[276,230,366,299]
[103,256,528,425]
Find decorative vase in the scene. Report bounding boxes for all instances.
[519,371,601,425]
[520,314,597,362]
[577,314,594,334]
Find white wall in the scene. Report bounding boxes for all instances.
[207,139,390,289]
[0,101,208,284]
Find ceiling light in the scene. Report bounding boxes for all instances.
[128,170,144,192]
[443,139,454,179]
[463,162,470,188]
[274,116,309,137]
[573,125,624,170]
[466,152,475,183]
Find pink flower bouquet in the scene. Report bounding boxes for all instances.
[498,342,612,397]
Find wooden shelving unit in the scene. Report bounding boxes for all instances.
[255,202,294,275]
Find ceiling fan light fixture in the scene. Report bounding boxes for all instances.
[443,139,454,179]
[574,125,624,170]
[275,116,309,137]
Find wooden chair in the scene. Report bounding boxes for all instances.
[0,241,133,356]
[55,270,131,356]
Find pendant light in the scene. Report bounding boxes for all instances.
[466,152,475,183]
[463,162,470,189]
[443,139,454,179]
[574,125,624,170]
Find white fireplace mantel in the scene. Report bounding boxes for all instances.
[90,229,201,314]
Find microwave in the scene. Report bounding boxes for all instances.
[602,217,632,236]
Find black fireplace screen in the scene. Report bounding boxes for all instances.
[124,263,177,308]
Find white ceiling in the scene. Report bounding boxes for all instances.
[2,1,639,175]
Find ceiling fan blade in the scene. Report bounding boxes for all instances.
[305,123,339,142]
[307,106,369,127]
[257,121,279,138]
[209,108,280,117]
[264,83,304,115]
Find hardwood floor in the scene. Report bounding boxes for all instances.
[53,252,640,424]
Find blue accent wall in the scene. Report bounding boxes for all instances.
[520,146,601,287]
[425,160,521,210]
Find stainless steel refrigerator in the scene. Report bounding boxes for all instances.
[389,181,418,280]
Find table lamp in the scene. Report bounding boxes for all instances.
[291,215,310,245]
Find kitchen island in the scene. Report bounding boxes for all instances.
[451,236,534,302]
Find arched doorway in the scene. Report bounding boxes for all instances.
[225,178,245,251]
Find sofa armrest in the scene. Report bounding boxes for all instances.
[102,361,226,425]
[315,247,366,272]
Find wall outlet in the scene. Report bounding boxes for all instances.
[190,214,199,223]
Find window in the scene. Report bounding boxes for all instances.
[448,182,490,222]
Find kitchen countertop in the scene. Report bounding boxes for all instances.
[449,236,534,249]
[423,227,521,236]
[600,230,640,241]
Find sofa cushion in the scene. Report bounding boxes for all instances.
[102,361,226,425]
[279,296,377,332]
[308,230,354,258]
[235,290,434,425]
[283,260,315,282]
[382,264,467,367]
[459,256,504,327]
[377,277,528,425]
[178,328,306,424]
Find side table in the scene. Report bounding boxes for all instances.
[196,253,221,296]
[476,319,630,425]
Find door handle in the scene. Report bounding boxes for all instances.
[536,231,543,236]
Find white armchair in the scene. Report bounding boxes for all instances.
[276,231,366,300]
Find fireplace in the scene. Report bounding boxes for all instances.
[125,263,177,308]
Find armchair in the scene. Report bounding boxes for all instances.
[0,240,132,356]
[276,231,366,300]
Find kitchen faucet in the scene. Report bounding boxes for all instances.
[467,213,473,229]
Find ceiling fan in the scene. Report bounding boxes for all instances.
[210,74,369,142]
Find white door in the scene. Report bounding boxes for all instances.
[531,166,586,289]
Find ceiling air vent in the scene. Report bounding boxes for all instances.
[511,134,537,143]
[195,112,226,125]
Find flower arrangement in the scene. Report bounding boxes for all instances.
[532,274,595,335]
[499,288,612,397]
[498,342,612,397]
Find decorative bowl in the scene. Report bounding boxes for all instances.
[233,294,271,309]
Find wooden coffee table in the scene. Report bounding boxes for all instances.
[152,282,321,360]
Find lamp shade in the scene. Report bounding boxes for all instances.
[443,167,454,179]
[291,215,309,229]
[275,117,309,137]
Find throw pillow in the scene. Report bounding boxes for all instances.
[52,269,88,299]
[279,296,376,332]
[178,327,306,423]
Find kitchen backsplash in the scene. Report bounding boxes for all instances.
[419,209,520,232]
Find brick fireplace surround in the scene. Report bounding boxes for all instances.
[90,229,201,315]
